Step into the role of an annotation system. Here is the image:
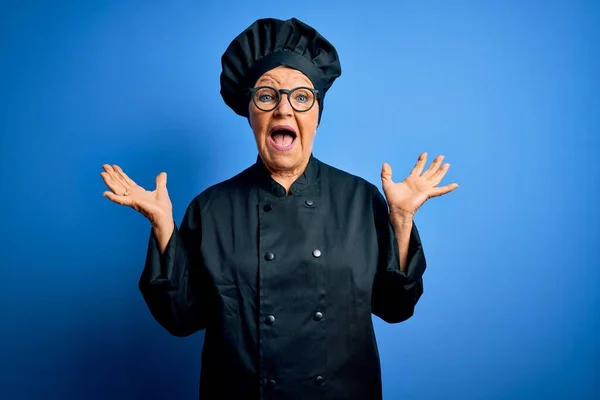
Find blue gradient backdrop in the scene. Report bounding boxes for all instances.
[1,1,598,399]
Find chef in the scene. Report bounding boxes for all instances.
[100,17,458,399]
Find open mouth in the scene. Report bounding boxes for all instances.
[269,125,297,151]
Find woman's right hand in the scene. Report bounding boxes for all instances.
[100,164,173,228]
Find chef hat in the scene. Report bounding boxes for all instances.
[220,17,342,123]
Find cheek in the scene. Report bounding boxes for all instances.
[249,108,268,138]
[298,112,319,141]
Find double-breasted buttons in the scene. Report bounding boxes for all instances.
[315,375,325,385]
[264,252,275,261]
[305,199,314,206]
[314,311,324,321]
[312,249,322,258]
[265,315,275,325]
[263,204,272,212]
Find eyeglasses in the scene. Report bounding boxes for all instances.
[248,86,319,112]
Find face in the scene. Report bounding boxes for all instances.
[248,66,319,175]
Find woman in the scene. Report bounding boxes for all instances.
[100,17,457,400]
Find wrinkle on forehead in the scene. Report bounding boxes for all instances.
[254,67,313,88]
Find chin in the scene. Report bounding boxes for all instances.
[266,152,297,168]
[260,148,301,170]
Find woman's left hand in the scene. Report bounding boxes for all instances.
[381,152,459,217]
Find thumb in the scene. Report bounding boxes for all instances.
[381,163,393,183]
[156,172,167,190]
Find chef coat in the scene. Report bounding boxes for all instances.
[139,154,427,399]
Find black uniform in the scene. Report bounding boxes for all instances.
[139,155,427,399]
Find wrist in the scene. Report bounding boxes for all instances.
[389,208,414,223]
[151,217,174,254]
[152,214,174,231]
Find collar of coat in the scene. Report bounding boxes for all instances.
[251,153,321,197]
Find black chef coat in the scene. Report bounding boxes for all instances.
[139,154,427,399]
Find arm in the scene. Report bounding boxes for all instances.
[138,200,215,337]
[371,189,427,324]
[389,211,413,273]
[152,218,175,254]
[373,152,458,322]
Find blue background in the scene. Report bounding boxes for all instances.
[1,0,598,399]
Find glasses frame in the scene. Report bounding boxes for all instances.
[247,86,319,113]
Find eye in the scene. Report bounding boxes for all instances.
[293,89,312,103]
[255,88,277,103]
[295,94,308,103]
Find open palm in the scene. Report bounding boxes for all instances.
[100,164,173,226]
[381,152,458,216]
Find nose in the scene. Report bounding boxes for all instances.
[273,93,293,117]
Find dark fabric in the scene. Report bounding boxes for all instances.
[139,155,427,400]
[220,17,342,123]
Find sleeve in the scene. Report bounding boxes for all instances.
[138,199,215,337]
[371,189,427,324]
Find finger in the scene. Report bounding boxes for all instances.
[102,190,135,206]
[113,165,137,187]
[100,172,126,194]
[102,165,127,191]
[429,183,459,198]
[380,163,393,183]
[410,152,427,176]
[102,164,120,178]
[423,155,445,178]
[430,163,451,186]
[110,164,130,188]
[156,172,167,190]
[155,172,169,200]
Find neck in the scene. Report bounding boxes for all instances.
[264,155,311,195]
[272,175,298,195]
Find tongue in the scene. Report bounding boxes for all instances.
[272,132,294,146]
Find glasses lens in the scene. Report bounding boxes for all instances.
[290,88,315,111]
[254,87,279,111]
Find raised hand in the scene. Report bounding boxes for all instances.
[100,164,173,227]
[381,152,458,217]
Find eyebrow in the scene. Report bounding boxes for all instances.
[256,76,312,88]
[256,78,278,86]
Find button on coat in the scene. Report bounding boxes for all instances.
[139,155,427,400]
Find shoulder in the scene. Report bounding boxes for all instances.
[316,157,381,197]
[186,164,257,215]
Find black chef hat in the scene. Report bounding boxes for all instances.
[220,17,342,124]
